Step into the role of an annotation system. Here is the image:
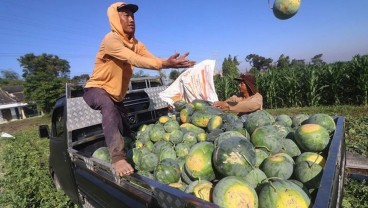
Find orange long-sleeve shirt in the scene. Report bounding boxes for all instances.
[85,2,163,102]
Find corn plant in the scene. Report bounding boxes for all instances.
[214,75,238,101]
[351,55,368,106]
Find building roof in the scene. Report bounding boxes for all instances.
[0,88,17,105]
[0,85,25,104]
[2,85,24,93]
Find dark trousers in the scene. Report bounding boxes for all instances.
[83,87,131,163]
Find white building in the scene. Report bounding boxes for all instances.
[0,86,37,123]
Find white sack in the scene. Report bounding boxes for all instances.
[159,60,219,106]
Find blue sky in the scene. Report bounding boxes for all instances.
[0,0,367,78]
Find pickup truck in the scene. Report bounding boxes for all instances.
[39,76,346,208]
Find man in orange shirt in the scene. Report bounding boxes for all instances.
[83,2,195,177]
[212,74,263,115]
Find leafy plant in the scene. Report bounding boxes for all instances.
[0,130,75,208]
[342,178,368,208]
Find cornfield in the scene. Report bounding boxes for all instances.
[214,55,368,109]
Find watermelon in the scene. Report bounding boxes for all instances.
[243,168,267,189]
[173,100,187,111]
[196,132,207,142]
[203,106,223,116]
[281,138,302,158]
[272,0,301,20]
[185,180,213,202]
[214,130,246,148]
[302,113,336,134]
[139,152,159,172]
[291,114,309,128]
[92,147,111,163]
[175,143,191,158]
[169,129,184,144]
[213,136,256,177]
[212,176,258,208]
[295,124,330,152]
[176,156,186,172]
[149,123,165,142]
[180,123,205,135]
[143,140,154,152]
[272,123,293,139]
[180,106,193,123]
[221,113,239,124]
[258,179,311,208]
[192,99,210,111]
[185,142,215,181]
[152,141,172,156]
[154,158,181,184]
[221,120,244,132]
[159,146,176,161]
[294,161,323,189]
[250,125,284,154]
[131,147,150,169]
[181,166,195,185]
[255,148,269,168]
[164,120,180,133]
[182,131,198,147]
[162,132,171,142]
[136,130,150,143]
[158,115,170,124]
[275,114,292,127]
[207,115,223,132]
[191,111,213,128]
[244,110,275,134]
[295,152,326,167]
[206,129,224,142]
[260,153,294,180]
[288,179,312,197]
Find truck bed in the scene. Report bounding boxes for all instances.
[68,117,346,208]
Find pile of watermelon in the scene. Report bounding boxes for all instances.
[98,99,337,207]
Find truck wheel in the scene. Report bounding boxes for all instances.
[52,172,62,190]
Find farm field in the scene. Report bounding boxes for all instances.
[0,105,367,207]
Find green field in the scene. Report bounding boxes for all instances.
[0,106,367,207]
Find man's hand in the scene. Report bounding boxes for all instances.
[112,159,134,177]
[162,52,196,69]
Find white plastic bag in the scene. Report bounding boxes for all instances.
[159,60,219,106]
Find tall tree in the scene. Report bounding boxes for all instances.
[276,54,290,68]
[290,59,306,67]
[311,54,326,65]
[1,69,20,80]
[18,53,70,114]
[132,69,149,78]
[0,69,24,86]
[222,55,240,78]
[169,70,181,80]
[245,54,273,71]
[71,74,90,83]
